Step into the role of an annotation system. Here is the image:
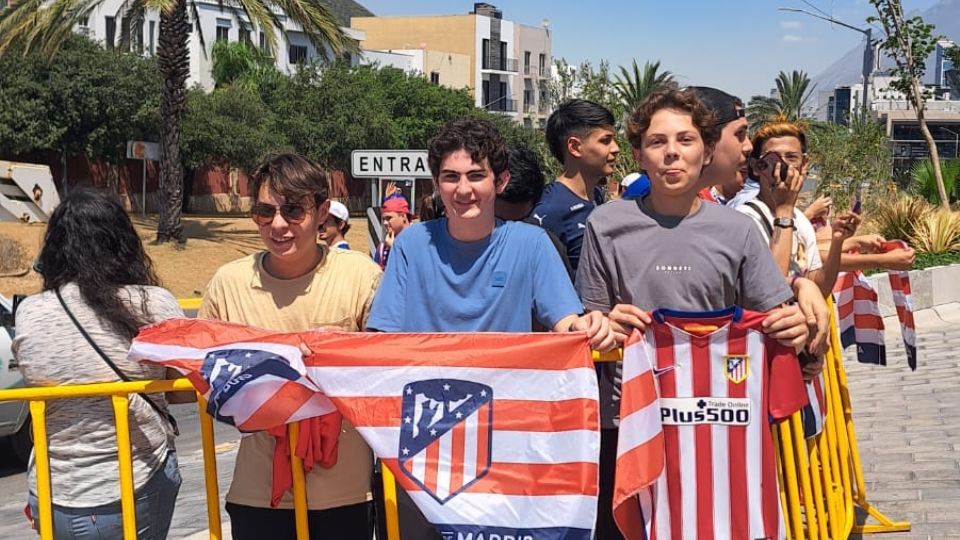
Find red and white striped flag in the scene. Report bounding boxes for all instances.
[129,318,336,432]
[299,331,601,539]
[882,240,917,370]
[613,331,665,539]
[833,271,886,365]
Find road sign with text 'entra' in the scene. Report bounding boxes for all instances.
[351,150,429,178]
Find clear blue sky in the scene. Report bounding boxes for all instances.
[358,0,942,100]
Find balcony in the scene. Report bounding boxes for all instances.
[481,55,519,73]
[484,98,518,113]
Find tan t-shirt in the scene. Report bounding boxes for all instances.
[198,247,381,510]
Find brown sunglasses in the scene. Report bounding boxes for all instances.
[250,203,312,225]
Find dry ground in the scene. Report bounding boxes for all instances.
[0,215,371,299]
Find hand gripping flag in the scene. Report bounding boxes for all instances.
[299,331,601,540]
[613,331,665,540]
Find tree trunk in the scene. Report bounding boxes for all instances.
[155,0,190,243]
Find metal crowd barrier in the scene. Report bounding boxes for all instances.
[773,295,910,539]
[0,300,911,540]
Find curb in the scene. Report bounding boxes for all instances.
[866,263,960,317]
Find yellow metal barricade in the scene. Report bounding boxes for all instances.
[0,313,911,540]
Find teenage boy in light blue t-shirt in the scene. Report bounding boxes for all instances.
[368,118,614,340]
[367,117,616,539]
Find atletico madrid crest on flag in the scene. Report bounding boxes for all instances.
[724,354,749,384]
[399,379,494,504]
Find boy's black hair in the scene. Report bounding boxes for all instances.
[499,146,546,205]
[545,99,616,163]
[428,118,508,178]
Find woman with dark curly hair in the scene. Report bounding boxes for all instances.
[13,188,187,539]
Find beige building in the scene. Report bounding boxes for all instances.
[352,3,552,125]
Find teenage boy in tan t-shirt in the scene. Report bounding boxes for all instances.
[199,153,381,539]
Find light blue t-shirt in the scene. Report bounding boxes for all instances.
[367,218,584,332]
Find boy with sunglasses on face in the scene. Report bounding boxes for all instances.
[199,153,381,540]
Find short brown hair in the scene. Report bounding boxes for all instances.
[751,121,807,158]
[428,118,509,178]
[250,153,329,206]
[626,86,720,150]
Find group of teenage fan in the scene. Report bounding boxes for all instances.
[10,83,918,540]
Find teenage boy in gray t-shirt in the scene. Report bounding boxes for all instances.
[575,86,810,539]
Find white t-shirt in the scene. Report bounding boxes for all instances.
[738,201,823,277]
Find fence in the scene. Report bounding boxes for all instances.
[0,300,910,539]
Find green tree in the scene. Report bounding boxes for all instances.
[180,85,288,172]
[548,58,577,107]
[868,0,948,209]
[746,70,815,130]
[0,34,159,189]
[807,113,892,208]
[0,0,357,243]
[210,40,277,89]
[613,60,673,114]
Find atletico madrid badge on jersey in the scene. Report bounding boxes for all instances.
[399,379,494,504]
[724,354,750,384]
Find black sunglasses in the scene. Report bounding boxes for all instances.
[250,203,311,225]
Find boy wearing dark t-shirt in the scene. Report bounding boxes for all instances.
[533,99,619,270]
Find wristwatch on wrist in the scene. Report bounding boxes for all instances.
[773,216,795,229]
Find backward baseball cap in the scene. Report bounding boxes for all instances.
[684,86,744,126]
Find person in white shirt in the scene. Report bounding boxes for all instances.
[319,200,351,249]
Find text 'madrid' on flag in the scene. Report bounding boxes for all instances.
[298,331,601,540]
[128,318,336,432]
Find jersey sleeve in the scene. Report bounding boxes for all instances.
[532,230,584,329]
[766,339,808,421]
[366,235,410,332]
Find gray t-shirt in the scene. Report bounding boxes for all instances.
[575,197,793,426]
[12,283,183,506]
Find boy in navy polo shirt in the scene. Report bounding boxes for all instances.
[533,99,620,270]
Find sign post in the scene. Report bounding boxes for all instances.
[126,141,160,216]
[351,150,429,257]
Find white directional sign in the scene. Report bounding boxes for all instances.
[351,150,429,178]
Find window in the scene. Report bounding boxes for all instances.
[524,51,531,75]
[149,21,156,54]
[524,89,531,106]
[104,16,116,49]
[499,41,507,70]
[259,32,266,50]
[482,80,490,106]
[240,28,251,45]
[288,44,308,64]
[430,71,440,85]
[79,16,89,27]
[539,53,546,74]
[482,39,490,69]
[216,25,230,42]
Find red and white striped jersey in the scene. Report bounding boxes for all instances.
[622,307,807,540]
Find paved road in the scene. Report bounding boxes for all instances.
[847,309,960,540]
[0,311,956,539]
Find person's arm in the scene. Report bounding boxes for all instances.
[807,212,859,296]
[840,248,916,272]
[758,161,806,276]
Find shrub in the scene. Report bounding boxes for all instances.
[870,195,931,241]
[909,210,960,254]
[911,158,960,205]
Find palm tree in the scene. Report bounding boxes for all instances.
[613,59,673,114]
[746,70,816,131]
[0,0,356,243]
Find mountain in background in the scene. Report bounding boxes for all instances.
[324,0,374,27]
[809,0,959,116]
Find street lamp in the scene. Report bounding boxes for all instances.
[779,7,875,117]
